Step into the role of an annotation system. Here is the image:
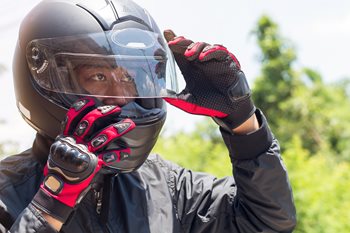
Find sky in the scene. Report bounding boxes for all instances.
[0,0,350,152]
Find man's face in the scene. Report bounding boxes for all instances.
[74,64,138,106]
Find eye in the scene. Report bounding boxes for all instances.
[90,73,106,81]
[120,71,134,83]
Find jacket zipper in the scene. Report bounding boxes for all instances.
[94,189,103,215]
[94,186,113,233]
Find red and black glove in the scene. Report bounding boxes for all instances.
[32,97,135,222]
[163,30,255,130]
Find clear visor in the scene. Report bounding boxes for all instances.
[26,28,178,99]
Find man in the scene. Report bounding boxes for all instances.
[0,0,296,232]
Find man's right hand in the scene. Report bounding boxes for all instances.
[32,97,135,226]
[163,30,256,131]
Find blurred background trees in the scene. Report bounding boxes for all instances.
[154,15,350,232]
[0,65,6,156]
[253,16,350,162]
[0,65,18,157]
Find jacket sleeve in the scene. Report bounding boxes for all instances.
[0,151,58,233]
[2,204,58,233]
[169,109,296,233]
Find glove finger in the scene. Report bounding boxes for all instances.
[184,42,209,61]
[87,118,136,152]
[163,29,177,42]
[62,97,96,136]
[98,147,132,170]
[199,44,241,69]
[73,105,122,143]
[163,30,195,82]
[164,30,193,55]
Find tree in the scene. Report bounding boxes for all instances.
[252,15,350,161]
[252,15,350,231]
[283,136,350,233]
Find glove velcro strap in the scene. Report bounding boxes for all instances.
[32,189,73,223]
[213,99,256,131]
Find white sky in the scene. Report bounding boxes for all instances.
[1,0,350,151]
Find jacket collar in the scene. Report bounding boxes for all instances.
[32,133,54,164]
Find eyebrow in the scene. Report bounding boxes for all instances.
[74,64,110,70]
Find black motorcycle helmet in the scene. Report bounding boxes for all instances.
[13,0,178,173]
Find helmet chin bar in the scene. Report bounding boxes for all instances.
[118,101,165,125]
[100,101,166,174]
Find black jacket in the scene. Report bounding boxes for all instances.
[0,110,296,233]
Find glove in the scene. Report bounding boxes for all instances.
[163,30,255,130]
[32,97,135,222]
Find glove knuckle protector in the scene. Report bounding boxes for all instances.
[49,137,97,183]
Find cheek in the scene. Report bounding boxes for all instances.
[82,82,108,96]
[123,84,138,96]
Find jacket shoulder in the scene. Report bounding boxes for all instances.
[0,149,44,194]
[144,153,182,170]
[0,150,44,228]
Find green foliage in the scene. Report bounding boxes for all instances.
[283,136,350,233]
[252,15,350,162]
[252,15,350,231]
[253,15,299,122]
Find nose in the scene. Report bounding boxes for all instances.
[102,97,128,106]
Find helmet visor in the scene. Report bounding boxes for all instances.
[26,28,178,99]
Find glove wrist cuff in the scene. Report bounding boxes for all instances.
[213,101,256,131]
[32,188,73,223]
